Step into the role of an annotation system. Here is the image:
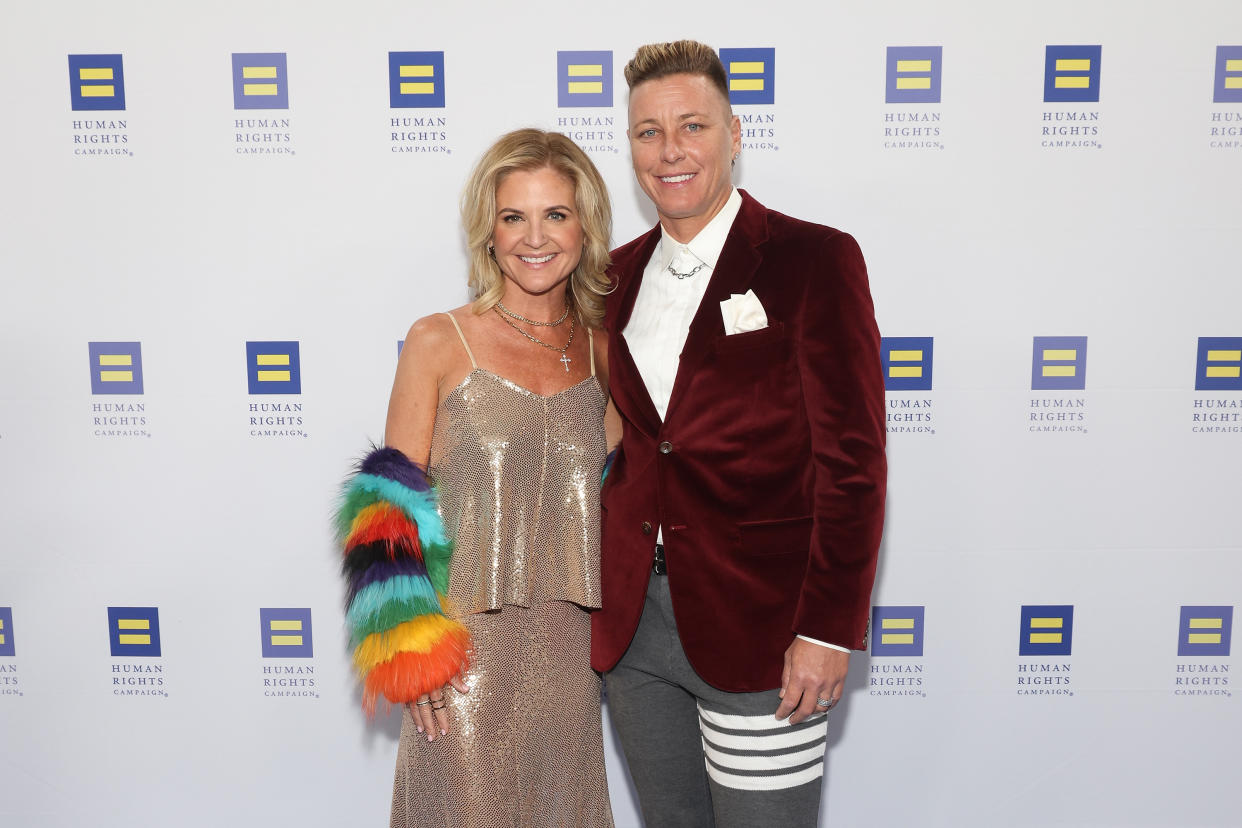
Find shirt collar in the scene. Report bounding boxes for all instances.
[657,188,743,273]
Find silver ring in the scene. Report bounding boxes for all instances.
[816,697,833,708]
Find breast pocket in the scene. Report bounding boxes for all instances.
[711,321,787,357]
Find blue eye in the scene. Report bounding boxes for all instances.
[686,123,702,132]
[547,211,566,221]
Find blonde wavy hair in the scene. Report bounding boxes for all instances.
[461,129,612,329]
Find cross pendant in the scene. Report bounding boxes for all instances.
[559,353,572,372]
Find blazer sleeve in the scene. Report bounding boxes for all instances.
[791,231,887,649]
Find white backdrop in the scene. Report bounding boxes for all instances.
[1,1,1239,826]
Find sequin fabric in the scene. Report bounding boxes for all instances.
[432,371,605,614]
[389,342,613,828]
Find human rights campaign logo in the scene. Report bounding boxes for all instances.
[0,607,14,657]
[1031,336,1087,391]
[88,342,143,395]
[881,337,933,391]
[1178,606,1232,657]
[69,54,125,111]
[260,608,313,658]
[1019,605,1073,656]
[389,51,446,108]
[720,48,774,106]
[886,47,942,104]
[1195,337,1242,390]
[558,51,612,108]
[233,53,289,110]
[246,341,301,394]
[871,606,924,657]
[1215,46,1242,104]
[108,607,161,657]
[1044,46,1101,103]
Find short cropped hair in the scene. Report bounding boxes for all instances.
[623,40,729,101]
[460,128,612,329]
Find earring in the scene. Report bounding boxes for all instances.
[487,244,495,260]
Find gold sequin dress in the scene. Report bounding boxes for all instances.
[390,314,614,828]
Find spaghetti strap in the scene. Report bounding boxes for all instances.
[587,328,596,377]
[442,312,478,369]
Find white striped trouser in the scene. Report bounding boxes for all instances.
[605,572,829,828]
[698,705,829,793]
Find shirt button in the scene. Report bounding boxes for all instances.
[658,441,673,454]
[641,521,653,535]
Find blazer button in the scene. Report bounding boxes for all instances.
[658,441,673,454]
[641,521,653,535]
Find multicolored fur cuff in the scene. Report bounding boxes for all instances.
[336,446,470,715]
[602,448,617,484]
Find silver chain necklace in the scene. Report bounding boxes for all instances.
[496,299,570,327]
[493,308,577,372]
[667,261,706,280]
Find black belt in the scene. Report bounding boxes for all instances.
[652,543,666,575]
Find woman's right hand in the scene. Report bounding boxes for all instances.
[411,671,470,741]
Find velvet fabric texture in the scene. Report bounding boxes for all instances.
[593,190,887,692]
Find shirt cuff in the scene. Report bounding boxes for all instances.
[796,634,851,653]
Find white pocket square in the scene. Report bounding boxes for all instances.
[720,289,768,335]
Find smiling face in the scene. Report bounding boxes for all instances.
[628,72,741,242]
[490,166,584,301]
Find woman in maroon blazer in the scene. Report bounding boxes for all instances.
[595,41,887,828]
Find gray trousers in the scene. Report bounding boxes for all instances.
[605,571,828,828]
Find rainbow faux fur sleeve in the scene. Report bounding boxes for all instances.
[335,446,470,715]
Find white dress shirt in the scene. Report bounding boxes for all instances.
[622,189,848,655]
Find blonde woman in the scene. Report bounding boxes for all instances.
[339,128,615,827]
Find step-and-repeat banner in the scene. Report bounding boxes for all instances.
[1,1,1239,826]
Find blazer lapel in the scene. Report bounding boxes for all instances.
[664,191,769,424]
[608,227,663,438]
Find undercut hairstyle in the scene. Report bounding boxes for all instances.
[623,39,729,101]
[460,128,612,329]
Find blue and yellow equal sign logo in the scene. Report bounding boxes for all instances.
[108,607,161,657]
[1031,336,1087,391]
[881,337,933,391]
[870,606,925,657]
[389,51,446,108]
[1044,45,1102,103]
[246,341,301,394]
[68,54,126,111]
[232,52,289,110]
[557,51,612,108]
[719,48,775,106]
[1195,337,1242,390]
[1019,605,1073,656]
[0,607,14,657]
[886,46,942,104]
[88,342,144,395]
[1178,606,1232,657]
[1214,46,1242,103]
[259,608,313,658]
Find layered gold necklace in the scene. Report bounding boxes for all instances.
[493,301,576,372]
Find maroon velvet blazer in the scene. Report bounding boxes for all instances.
[591,190,887,692]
